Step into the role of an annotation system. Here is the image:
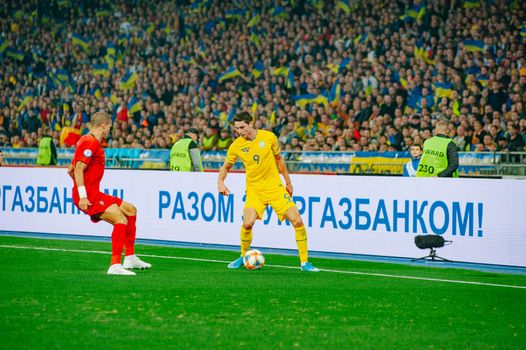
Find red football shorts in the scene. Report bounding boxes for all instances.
[73,190,123,223]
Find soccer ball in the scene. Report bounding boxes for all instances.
[243,249,265,270]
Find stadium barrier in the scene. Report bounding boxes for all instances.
[1,167,525,267]
[1,147,525,176]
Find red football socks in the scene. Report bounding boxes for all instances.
[110,223,127,265]
[125,215,137,256]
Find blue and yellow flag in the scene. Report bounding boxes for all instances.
[18,91,33,111]
[251,61,264,78]
[286,70,295,89]
[463,0,480,9]
[249,31,260,46]
[273,66,290,77]
[463,39,485,52]
[180,55,196,65]
[271,5,288,19]
[225,9,246,20]
[128,96,142,114]
[353,32,370,46]
[5,48,24,61]
[92,64,110,77]
[217,66,241,83]
[434,82,454,99]
[293,94,328,107]
[337,0,351,15]
[226,107,237,122]
[329,78,341,105]
[339,57,351,72]
[71,33,90,52]
[107,42,116,56]
[119,71,138,90]
[0,38,8,53]
[247,14,261,27]
[520,26,526,39]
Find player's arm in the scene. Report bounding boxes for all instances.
[67,163,75,180]
[74,161,91,210]
[275,154,293,196]
[218,161,233,196]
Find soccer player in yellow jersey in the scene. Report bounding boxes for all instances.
[217,112,319,272]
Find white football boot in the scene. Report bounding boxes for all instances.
[122,255,152,270]
[107,263,136,275]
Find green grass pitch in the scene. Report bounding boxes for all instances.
[1,235,525,349]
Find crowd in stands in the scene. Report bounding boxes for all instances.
[0,0,525,156]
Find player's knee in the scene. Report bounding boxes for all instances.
[242,222,254,230]
[290,216,304,228]
[121,202,137,216]
[127,203,137,216]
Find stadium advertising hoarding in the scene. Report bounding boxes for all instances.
[1,167,525,267]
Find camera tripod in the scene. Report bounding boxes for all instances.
[411,247,452,262]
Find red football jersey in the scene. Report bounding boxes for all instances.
[72,134,105,195]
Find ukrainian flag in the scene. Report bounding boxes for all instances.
[339,57,351,72]
[251,61,264,78]
[71,33,90,51]
[434,82,454,99]
[293,94,317,107]
[247,14,261,27]
[271,5,288,19]
[337,0,351,15]
[128,96,142,114]
[463,0,480,9]
[119,71,138,90]
[217,66,241,83]
[353,32,370,46]
[520,26,526,39]
[107,42,116,56]
[55,69,70,84]
[92,63,110,77]
[329,78,341,105]
[225,9,246,20]
[5,48,24,61]
[463,39,485,52]
[477,75,488,88]
[180,55,196,65]
[249,31,260,46]
[105,54,116,68]
[0,38,8,53]
[286,70,295,89]
[197,42,206,57]
[273,66,290,77]
[226,107,237,122]
[414,38,424,59]
[18,91,33,111]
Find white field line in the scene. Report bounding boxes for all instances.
[1,244,525,290]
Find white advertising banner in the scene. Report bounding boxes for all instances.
[1,167,525,267]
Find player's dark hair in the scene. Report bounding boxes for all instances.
[232,111,253,124]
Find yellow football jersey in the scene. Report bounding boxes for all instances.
[226,130,282,192]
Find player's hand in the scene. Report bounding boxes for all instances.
[286,183,293,196]
[218,183,230,196]
[79,198,91,211]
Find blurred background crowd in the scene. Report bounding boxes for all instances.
[0,0,525,154]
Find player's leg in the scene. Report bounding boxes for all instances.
[283,207,320,272]
[228,207,259,269]
[119,201,151,270]
[99,204,135,275]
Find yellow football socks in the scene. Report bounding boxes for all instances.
[294,225,308,263]
[240,227,253,256]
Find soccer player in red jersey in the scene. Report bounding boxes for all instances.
[68,111,151,275]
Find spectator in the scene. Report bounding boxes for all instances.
[403,144,422,177]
